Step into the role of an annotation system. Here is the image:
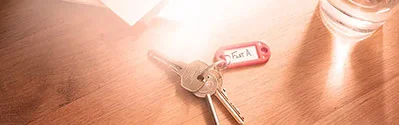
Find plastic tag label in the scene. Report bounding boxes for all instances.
[214,41,271,68]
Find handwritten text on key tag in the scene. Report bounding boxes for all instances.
[214,41,271,69]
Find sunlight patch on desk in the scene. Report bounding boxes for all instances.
[324,38,355,106]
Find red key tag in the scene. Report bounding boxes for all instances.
[214,41,271,69]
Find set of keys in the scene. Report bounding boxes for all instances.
[148,41,270,125]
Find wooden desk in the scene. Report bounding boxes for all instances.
[1,0,398,124]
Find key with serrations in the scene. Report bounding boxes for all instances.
[194,69,223,125]
[148,50,208,92]
[215,88,245,124]
[148,50,220,124]
[196,68,244,125]
[204,66,245,125]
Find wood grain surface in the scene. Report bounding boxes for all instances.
[1,0,398,124]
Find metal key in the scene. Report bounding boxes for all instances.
[215,88,245,125]
[194,70,222,98]
[195,70,223,125]
[148,50,207,92]
[149,50,220,124]
[205,67,245,125]
[199,68,245,125]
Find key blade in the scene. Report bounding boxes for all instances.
[206,94,220,125]
[148,50,183,74]
[219,89,241,114]
[215,89,245,124]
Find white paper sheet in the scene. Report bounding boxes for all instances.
[101,0,162,26]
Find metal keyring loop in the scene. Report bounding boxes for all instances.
[216,55,231,65]
[214,60,228,71]
[214,55,231,71]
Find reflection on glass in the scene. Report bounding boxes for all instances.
[319,0,398,42]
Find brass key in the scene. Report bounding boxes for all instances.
[215,88,245,124]
[197,68,245,125]
[148,50,220,124]
[148,50,207,92]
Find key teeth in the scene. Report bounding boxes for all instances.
[230,103,241,114]
[221,88,229,98]
[217,88,244,124]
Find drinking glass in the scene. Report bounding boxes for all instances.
[320,0,398,41]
